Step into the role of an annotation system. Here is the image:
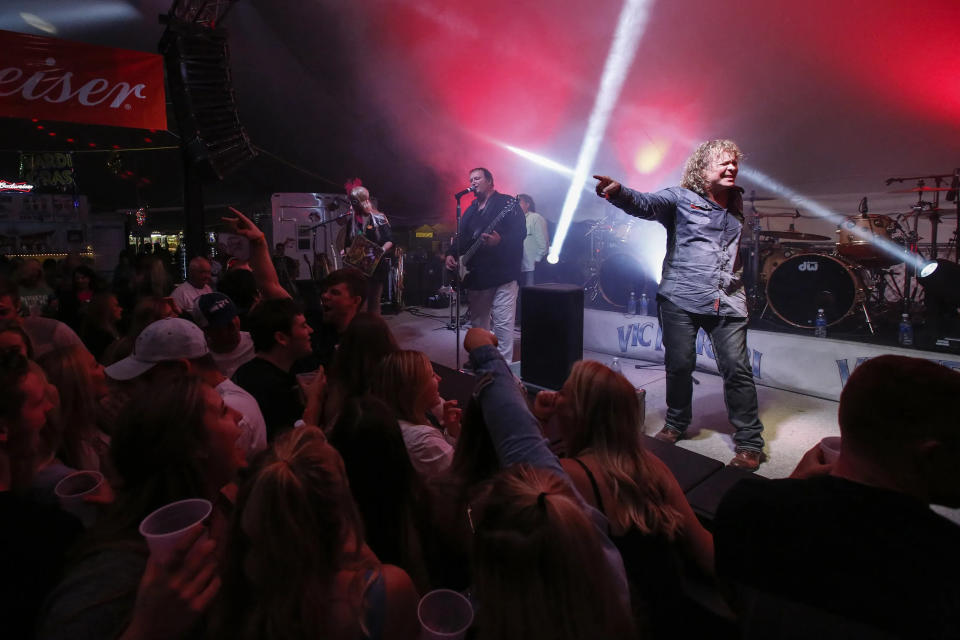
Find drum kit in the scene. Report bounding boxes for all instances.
[583,173,960,335]
[749,178,959,332]
[582,217,651,308]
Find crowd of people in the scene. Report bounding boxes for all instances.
[1,187,958,640]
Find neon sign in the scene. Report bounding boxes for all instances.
[0,180,34,192]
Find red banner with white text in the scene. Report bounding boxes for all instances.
[0,29,167,130]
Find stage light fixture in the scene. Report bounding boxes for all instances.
[919,259,960,306]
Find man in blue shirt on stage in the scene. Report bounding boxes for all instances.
[595,139,765,470]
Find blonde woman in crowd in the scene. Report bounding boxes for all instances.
[213,426,419,640]
[372,350,461,479]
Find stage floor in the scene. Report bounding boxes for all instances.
[382,307,960,524]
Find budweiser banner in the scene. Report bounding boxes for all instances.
[0,30,166,130]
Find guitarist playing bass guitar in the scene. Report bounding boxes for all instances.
[445,167,526,361]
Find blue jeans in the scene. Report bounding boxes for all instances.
[658,297,764,452]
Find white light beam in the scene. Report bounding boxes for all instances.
[547,0,655,264]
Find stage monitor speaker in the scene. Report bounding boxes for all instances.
[160,22,257,181]
[521,284,583,390]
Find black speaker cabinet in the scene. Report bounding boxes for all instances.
[520,284,583,390]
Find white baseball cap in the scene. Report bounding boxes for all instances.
[105,317,210,381]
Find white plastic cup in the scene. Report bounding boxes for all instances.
[139,498,212,562]
[820,436,842,464]
[54,470,103,527]
[417,589,474,640]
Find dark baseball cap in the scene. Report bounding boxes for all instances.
[193,292,238,328]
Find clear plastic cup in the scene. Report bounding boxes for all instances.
[296,371,319,388]
[139,498,212,562]
[417,589,474,640]
[820,436,842,464]
[54,470,103,527]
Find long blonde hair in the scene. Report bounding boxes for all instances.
[36,345,102,470]
[372,350,434,424]
[215,427,375,640]
[679,139,742,196]
[472,464,635,640]
[563,360,683,538]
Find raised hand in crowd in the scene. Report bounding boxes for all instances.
[299,366,328,428]
[119,527,220,640]
[532,389,559,422]
[440,399,462,439]
[463,327,497,352]
[222,207,289,300]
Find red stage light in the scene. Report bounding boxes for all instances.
[143,137,153,143]
[88,143,97,147]
[48,132,56,137]
[66,138,75,143]
[31,118,38,123]
[112,145,120,149]
[36,125,44,130]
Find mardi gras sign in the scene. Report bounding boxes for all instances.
[19,152,75,191]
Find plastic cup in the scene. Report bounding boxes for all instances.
[296,371,319,387]
[418,589,474,640]
[54,470,103,527]
[820,436,842,464]
[139,498,212,562]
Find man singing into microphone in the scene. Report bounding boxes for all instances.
[445,167,525,361]
[594,139,765,470]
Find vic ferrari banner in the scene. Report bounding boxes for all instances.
[0,30,167,130]
[583,308,960,401]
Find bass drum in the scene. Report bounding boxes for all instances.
[766,253,865,328]
[599,253,646,308]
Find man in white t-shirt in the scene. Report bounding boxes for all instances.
[193,292,255,378]
[104,317,267,458]
[171,257,213,314]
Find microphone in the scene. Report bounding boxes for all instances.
[454,186,475,199]
[858,197,868,216]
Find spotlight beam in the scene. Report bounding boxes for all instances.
[547,0,655,264]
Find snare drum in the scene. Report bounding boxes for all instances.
[766,253,866,328]
[836,215,902,267]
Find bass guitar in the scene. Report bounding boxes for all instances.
[456,195,519,282]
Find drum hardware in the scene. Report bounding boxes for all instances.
[885,173,960,312]
[889,185,953,193]
[760,230,831,241]
[746,193,764,313]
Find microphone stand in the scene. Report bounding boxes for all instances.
[453,191,467,370]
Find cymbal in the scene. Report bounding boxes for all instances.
[890,186,953,193]
[760,230,831,241]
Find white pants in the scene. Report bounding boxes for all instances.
[468,280,518,361]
